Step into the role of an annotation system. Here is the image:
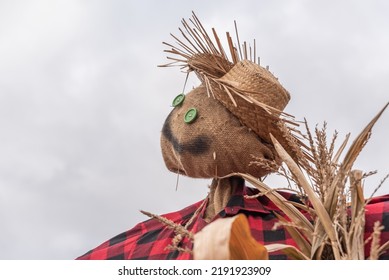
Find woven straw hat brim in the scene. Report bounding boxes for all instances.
[218,60,290,111]
[210,81,286,146]
[210,59,290,143]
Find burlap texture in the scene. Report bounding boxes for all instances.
[161,86,279,179]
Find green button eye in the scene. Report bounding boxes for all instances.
[184,108,198,123]
[172,93,185,107]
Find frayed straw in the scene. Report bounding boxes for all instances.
[140,210,193,240]
[368,221,384,260]
[140,196,207,254]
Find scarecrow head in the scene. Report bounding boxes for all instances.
[160,13,301,181]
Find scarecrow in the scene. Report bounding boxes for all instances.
[78,13,388,260]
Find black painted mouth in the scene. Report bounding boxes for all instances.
[162,110,211,155]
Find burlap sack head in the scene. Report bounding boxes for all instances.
[161,86,279,178]
[159,13,308,168]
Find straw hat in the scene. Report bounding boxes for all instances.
[161,12,305,164]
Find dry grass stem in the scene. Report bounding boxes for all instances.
[270,134,341,259]
[265,244,309,260]
[165,244,193,255]
[369,221,384,260]
[244,187,299,199]
[368,173,389,201]
[140,210,194,240]
[246,102,388,259]
[235,172,314,241]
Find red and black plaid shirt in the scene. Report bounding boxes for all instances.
[77,187,389,260]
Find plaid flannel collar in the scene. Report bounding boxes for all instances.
[190,185,301,233]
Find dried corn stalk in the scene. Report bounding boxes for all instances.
[237,102,388,259]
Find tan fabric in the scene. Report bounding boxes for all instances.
[161,86,279,179]
[204,177,243,222]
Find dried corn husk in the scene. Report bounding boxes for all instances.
[193,214,268,260]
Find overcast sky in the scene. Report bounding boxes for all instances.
[0,0,388,259]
